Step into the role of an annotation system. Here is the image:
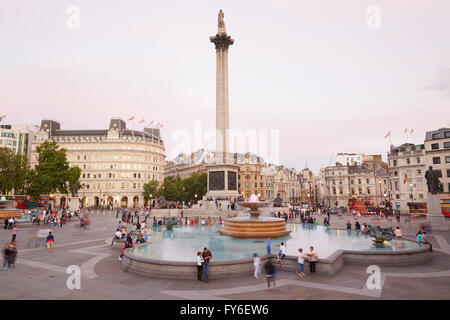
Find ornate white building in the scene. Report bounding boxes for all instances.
[30,118,165,208]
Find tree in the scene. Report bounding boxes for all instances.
[0,147,29,195]
[27,141,80,204]
[158,175,186,202]
[142,179,159,202]
[183,172,207,202]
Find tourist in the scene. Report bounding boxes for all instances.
[416,231,422,243]
[355,221,361,231]
[263,260,276,290]
[9,242,17,268]
[46,231,55,252]
[201,218,206,226]
[306,246,317,273]
[126,233,133,247]
[253,253,261,279]
[8,218,14,230]
[277,242,286,268]
[346,220,352,230]
[422,232,433,252]
[111,229,122,246]
[3,219,7,230]
[394,227,402,238]
[11,225,18,242]
[297,248,305,277]
[143,231,148,242]
[313,218,318,225]
[361,223,367,232]
[266,237,271,255]
[2,242,13,271]
[197,251,203,281]
[201,247,212,282]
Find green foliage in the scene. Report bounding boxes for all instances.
[27,141,80,200]
[151,172,207,203]
[142,179,159,201]
[0,147,29,194]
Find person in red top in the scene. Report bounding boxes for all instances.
[201,247,212,282]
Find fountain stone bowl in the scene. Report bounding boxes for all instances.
[219,194,291,238]
[237,200,272,218]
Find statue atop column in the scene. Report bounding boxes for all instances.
[218,9,226,34]
[425,166,441,194]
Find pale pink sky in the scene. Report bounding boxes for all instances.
[1,0,449,173]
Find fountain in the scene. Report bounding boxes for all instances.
[218,194,291,238]
[0,197,22,220]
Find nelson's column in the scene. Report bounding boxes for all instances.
[206,10,240,199]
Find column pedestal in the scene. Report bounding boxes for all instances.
[69,197,80,211]
[426,193,449,231]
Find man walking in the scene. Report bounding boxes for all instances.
[46,231,55,252]
[202,247,212,282]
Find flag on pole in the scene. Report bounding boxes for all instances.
[160,123,164,128]
[384,130,390,139]
[156,122,160,127]
[127,116,134,122]
[0,114,5,122]
[139,119,145,124]
[404,128,408,134]
[149,120,154,126]
[410,129,414,134]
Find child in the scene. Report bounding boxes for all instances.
[277,242,286,268]
[297,248,305,277]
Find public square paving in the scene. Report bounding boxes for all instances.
[1,210,450,300]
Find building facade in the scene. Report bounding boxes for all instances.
[164,149,213,179]
[424,128,450,193]
[0,124,39,163]
[323,164,389,209]
[30,118,165,208]
[237,153,265,199]
[387,143,427,214]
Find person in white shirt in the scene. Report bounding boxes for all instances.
[394,227,402,238]
[201,218,206,226]
[277,242,286,268]
[111,229,122,246]
[297,248,305,277]
[253,253,261,279]
[197,251,204,281]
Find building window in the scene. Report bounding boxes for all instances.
[432,133,440,139]
[431,143,439,150]
[351,179,354,184]
[446,156,450,163]
[417,169,421,174]
[433,157,441,164]
[416,157,420,164]
[444,141,450,149]
[406,158,410,164]
[358,179,361,184]
[445,131,450,138]
[366,179,370,184]
[393,160,397,166]
[367,187,371,194]
[447,169,450,178]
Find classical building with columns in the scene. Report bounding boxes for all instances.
[30,118,165,208]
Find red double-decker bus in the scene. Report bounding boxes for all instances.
[441,199,450,218]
